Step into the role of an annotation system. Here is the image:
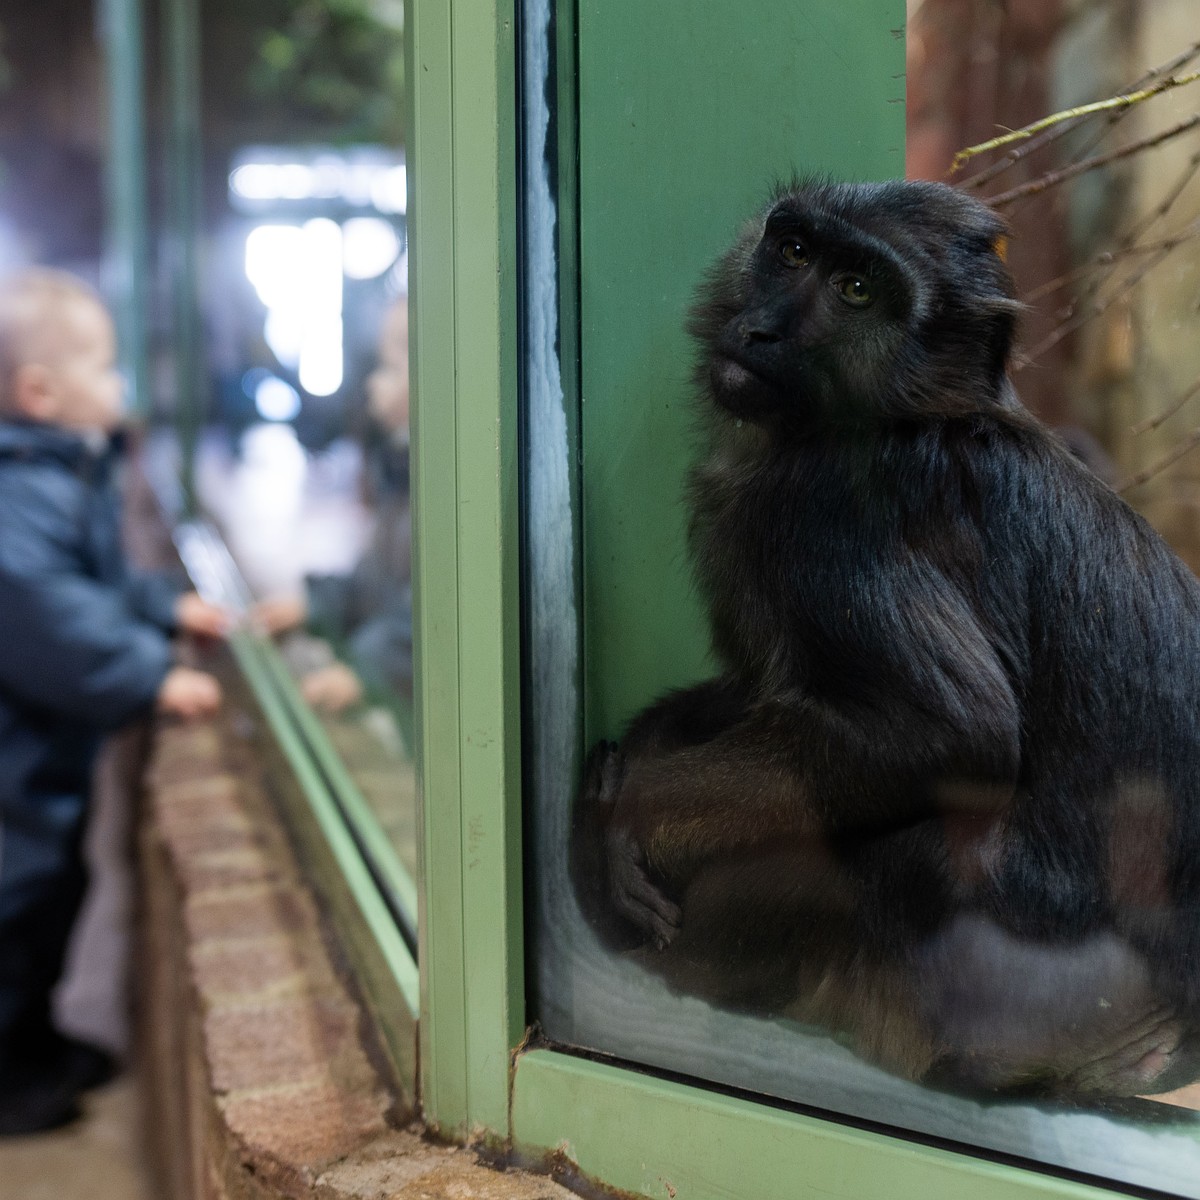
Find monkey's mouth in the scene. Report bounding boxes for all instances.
[708,353,780,417]
[712,354,759,390]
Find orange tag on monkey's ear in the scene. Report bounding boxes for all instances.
[992,234,1009,263]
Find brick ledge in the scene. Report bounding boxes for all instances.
[139,718,574,1200]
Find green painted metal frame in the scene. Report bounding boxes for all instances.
[228,628,420,1097]
[510,1051,1124,1200]
[254,644,419,937]
[406,0,525,1138]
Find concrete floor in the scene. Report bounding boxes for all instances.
[0,1078,151,1200]
[0,731,155,1199]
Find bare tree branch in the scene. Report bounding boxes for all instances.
[1132,377,1200,436]
[986,114,1200,208]
[1121,149,1200,247]
[960,42,1200,191]
[947,44,1200,496]
[952,68,1200,173]
[1120,427,1200,492]
[1023,223,1200,304]
[1015,244,1176,370]
[1051,159,1200,320]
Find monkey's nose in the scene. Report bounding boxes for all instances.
[740,323,783,347]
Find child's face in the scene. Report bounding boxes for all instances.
[365,303,410,433]
[44,299,125,434]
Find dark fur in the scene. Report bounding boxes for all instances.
[579,179,1200,1096]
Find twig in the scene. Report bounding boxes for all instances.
[1132,377,1200,435]
[1052,166,1200,320]
[1122,149,1200,247]
[1015,245,1175,369]
[1054,217,1200,356]
[1120,427,1200,492]
[986,114,1200,208]
[960,42,1200,191]
[952,69,1200,172]
[1022,224,1200,303]
[1057,46,1200,182]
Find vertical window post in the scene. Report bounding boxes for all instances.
[162,0,203,513]
[407,0,525,1137]
[99,0,150,418]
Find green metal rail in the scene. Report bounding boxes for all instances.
[176,520,420,1095]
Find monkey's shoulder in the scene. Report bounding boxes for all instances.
[686,413,1200,617]
[957,419,1187,565]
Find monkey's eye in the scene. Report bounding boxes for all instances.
[834,275,874,308]
[778,237,809,268]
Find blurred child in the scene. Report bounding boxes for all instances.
[256,298,412,711]
[0,269,227,1135]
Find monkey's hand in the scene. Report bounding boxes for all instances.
[605,824,683,949]
[587,740,683,949]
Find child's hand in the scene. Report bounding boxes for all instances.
[301,662,364,713]
[175,592,233,639]
[156,666,222,719]
[251,595,307,637]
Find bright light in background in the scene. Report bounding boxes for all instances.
[229,157,406,215]
[373,165,407,215]
[245,224,304,309]
[298,218,344,397]
[254,375,302,422]
[238,423,307,503]
[263,310,303,370]
[245,219,344,399]
[231,163,317,202]
[342,218,401,280]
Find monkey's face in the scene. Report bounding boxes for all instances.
[690,180,1019,433]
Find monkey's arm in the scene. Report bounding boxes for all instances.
[604,695,819,877]
[599,585,1022,942]
[597,698,825,945]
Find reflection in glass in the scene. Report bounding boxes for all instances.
[257,300,412,712]
[199,298,415,879]
[171,0,415,882]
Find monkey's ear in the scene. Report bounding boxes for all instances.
[991,235,1009,263]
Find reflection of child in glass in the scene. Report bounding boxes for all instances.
[0,270,227,1135]
[255,300,412,712]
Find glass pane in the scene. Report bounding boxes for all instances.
[527,0,1200,1193]
[153,0,417,887]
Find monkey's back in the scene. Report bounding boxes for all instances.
[967,419,1200,964]
[690,413,1200,960]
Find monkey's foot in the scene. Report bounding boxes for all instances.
[605,825,682,949]
[1063,1008,1185,1096]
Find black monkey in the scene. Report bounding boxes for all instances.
[579,179,1200,1097]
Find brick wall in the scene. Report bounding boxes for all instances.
[137,712,573,1200]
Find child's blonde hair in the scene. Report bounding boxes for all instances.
[0,269,104,414]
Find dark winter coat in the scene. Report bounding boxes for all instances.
[0,421,181,810]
